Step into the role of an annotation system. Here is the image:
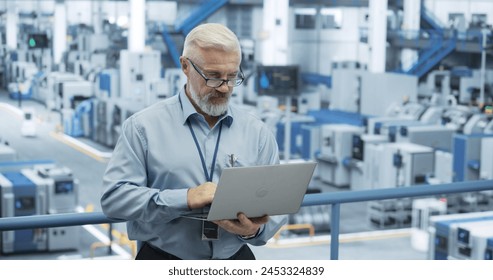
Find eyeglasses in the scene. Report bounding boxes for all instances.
[186,58,244,88]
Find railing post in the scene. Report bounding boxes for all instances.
[108,223,113,255]
[330,203,340,260]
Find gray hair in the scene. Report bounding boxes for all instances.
[182,23,241,63]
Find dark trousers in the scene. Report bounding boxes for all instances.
[135,242,255,260]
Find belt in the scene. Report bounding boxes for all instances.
[136,242,254,260]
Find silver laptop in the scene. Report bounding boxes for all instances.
[181,162,317,221]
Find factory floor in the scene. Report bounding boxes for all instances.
[0,91,429,260]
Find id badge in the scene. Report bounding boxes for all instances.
[202,221,219,240]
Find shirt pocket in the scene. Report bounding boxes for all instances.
[221,153,256,168]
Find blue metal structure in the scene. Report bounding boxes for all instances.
[162,0,229,67]
[1,180,492,259]
[174,0,229,35]
[420,6,445,32]
[301,73,332,88]
[405,36,457,78]
[160,28,182,68]
[390,6,462,78]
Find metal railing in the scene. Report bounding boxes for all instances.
[1,180,492,260]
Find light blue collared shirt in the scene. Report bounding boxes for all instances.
[101,89,287,259]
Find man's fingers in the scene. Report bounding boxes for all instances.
[237,213,269,224]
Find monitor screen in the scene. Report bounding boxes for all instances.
[457,228,470,244]
[55,181,74,194]
[27,33,49,49]
[257,65,300,97]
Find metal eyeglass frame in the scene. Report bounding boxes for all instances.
[186,57,244,88]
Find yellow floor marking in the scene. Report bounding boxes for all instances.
[267,229,411,249]
[49,131,108,162]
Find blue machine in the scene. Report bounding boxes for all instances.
[28,166,79,251]
[486,237,493,260]
[0,171,47,254]
[371,119,423,142]
[452,134,493,182]
[98,69,119,99]
[429,211,493,260]
[300,124,320,160]
[277,109,369,159]
[0,165,79,254]
[451,221,493,260]
[276,116,315,156]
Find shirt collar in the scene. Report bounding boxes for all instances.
[179,87,233,127]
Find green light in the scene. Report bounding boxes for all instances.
[28,38,36,48]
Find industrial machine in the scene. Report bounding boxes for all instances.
[451,220,493,260]
[20,107,37,137]
[428,211,493,260]
[486,237,493,260]
[375,142,434,189]
[481,138,493,180]
[0,166,79,254]
[92,98,117,147]
[0,171,48,254]
[32,72,85,111]
[96,68,119,100]
[397,124,456,152]
[55,80,94,111]
[410,198,447,252]
[453,133,493,182]
[7,61,38,100]
[463,113,493,135]
[317,124,364,188]
[349,133,388,191]
[119,50,162,106]
[367,142,434,229]
[300,124,321,161]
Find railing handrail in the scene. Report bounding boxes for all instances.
[1,179,492,259]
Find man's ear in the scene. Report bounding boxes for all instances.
[180,57,189,74]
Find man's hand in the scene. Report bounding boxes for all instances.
[214,212,269,237]
[187,182,217,209]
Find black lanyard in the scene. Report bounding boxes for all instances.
[187,120,223,182]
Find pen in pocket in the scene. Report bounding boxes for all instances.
[229,154,237,167]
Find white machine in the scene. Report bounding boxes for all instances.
[119,50,162,107]
[430,150,453,184]
[362,142,385,189]
[0,166,79,254]
[481,138,493,180]
[33,72,85,111]
[463,113,493,135]
[428,211,493,260]
[55,80,94,110]
[28,166,78,252]
[297,90,321,114]
[20,107,37,137]
[374,142,434,189]
[0,171,47,254]
[318,124,364,188]
[397,125,456,152]
[163,68,186,97]
[350,134,388,191]
[451,220,493,260]
[410,198,447,252]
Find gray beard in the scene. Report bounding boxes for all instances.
[189,87,229,117]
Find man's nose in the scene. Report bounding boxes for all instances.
[215,81,230,92]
